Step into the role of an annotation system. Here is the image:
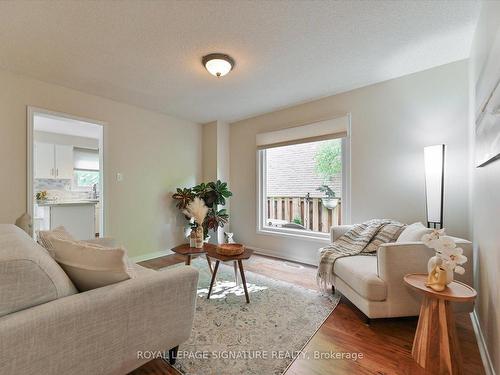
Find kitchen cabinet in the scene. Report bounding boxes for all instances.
[35,201,97,240]
[34,142,73,179]
[50,203,95,240]
[34,142,55,179]
[55,145,74,179]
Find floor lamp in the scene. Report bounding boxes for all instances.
[424,144,445,229]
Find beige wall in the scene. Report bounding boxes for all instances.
[202,120,230,184]
[229,61,470,265]
[0,68,202,259]
[470,2,500,373]
[202,121,218,182]
[201,120,230,243]
[216,121,230,184]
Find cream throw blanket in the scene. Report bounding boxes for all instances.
[317,219,406,291]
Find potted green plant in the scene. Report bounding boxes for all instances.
[316,185,339,209]
[172,180,232,240]
[314,139,342,210]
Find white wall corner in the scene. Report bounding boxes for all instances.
[471,310,496,375]
[201,120,232,243]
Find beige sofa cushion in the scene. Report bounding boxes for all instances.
[37,226,75,257]
[334,255,387,301]
[50,237,135,291]
[0,224,77,317]
[396,222,432,242]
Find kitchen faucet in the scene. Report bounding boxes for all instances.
[91,184,98,199]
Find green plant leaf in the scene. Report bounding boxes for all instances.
[172,188,194,209]
[316,185,335,198]
[193,183,209,196]
[207,180,232,206]
[314,139,342,182]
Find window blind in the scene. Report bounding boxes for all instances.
[73,147,99,171]
[256,115,349,150]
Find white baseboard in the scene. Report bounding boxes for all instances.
[471,310,496,375]
[130,249,174,263]
[131,244,317,267]
[247,245,317,267]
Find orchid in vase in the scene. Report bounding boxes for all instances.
[421,229,468,291]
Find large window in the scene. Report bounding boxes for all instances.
[258,136,348,240]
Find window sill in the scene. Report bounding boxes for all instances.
[257,227,330,243]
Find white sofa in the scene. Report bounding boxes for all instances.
[326,225,474,319]
[0,224,199,375]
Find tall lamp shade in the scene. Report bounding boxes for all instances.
[424,144,445,228]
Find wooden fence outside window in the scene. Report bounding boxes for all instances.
[266,196,342,233]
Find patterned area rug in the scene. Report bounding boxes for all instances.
[161,257,340,375]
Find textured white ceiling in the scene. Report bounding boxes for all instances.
[0,1,479,123]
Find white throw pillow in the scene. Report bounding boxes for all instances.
[396,222,433,242]
[50,237,135,291]
[38,226,75,258]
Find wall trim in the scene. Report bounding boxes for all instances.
[247,245,318,267]
[471,310,496,375]
[27,106,107,238]
[131,249,174,263]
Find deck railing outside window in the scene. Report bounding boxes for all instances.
[266,196,341,233]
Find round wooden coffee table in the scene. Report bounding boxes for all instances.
[205,247,254,303]
[404,273,476,375]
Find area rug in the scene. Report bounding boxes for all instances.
[160,257,340,375]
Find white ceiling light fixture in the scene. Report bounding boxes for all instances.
[202,53,235,77]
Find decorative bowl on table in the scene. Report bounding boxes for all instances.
[216,243,245,256]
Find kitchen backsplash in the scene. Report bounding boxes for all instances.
[34,179,95,200]
[35,178,71,191]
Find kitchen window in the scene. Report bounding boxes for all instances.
[73,147,99,189]
[74,170,99,188]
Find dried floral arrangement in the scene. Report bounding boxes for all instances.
[173,180,232,238]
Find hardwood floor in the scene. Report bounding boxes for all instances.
[132,253,485,375]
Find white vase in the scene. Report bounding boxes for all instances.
[427,255,453,284]
[321,198,339,210]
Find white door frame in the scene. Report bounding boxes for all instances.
[27,106,107,237]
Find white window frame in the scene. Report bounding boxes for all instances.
[256,130,351,242]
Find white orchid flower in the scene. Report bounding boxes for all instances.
[422,228,467,275]
[435,236,457,251]
[422,233,439,248]
[422,228,447,249]
[431,228,446,238]
[441,247,468,271]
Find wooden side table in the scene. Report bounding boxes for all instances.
[205,247,254,303]
[404,273,476,375]
[171,243,216,273]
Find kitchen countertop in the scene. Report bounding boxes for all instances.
[36,199,99,207]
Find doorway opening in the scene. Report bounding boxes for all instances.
[27,107,105,240]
